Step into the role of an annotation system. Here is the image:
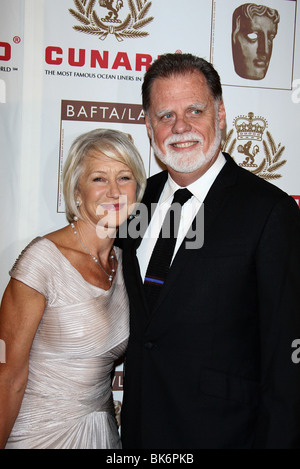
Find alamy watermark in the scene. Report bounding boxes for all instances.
[292,79,300,104]
[96,200,205,250]
[291,339,300,364]
[0,339,6,363]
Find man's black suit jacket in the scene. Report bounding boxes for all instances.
[119,153,300,449]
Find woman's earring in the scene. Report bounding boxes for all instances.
[73,200,80,221]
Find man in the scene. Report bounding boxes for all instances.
[232,3,280,80]
[120,53,300,448]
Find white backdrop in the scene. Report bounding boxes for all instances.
[1,0,300,418]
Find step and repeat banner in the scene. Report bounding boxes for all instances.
[1,0,300,423]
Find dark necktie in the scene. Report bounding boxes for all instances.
[144,188,193,310]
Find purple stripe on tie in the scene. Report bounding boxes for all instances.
[144,276,165,285]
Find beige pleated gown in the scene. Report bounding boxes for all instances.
[5,237,128,449]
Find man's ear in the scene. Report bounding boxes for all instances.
[218,100,226,130]
[145,114,152,140]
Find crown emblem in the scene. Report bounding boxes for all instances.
[233,112,267,141]
[223,111,286,181]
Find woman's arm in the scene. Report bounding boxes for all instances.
[0,279,46,448]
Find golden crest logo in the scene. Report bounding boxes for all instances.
[223,112,286,180]
[69,0,154,41]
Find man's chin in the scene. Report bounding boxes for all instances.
[157,153,208,173]
[167,162,206,173]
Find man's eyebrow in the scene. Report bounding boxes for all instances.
[155,103,206,117]
[188,102,206,111]
[155,109,173,118]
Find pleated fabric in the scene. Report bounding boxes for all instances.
[5,237,129,449]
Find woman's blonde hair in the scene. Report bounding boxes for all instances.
[63,128,146,223]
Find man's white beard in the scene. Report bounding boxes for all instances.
[150,120,222,173]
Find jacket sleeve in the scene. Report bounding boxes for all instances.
[253,195,300,448]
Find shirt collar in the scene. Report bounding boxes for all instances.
[160,152,226,205]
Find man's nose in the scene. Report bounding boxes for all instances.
[172,116,192,134]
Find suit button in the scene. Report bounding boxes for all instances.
[144,342,154,350]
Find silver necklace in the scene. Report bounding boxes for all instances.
[70,222,115,283]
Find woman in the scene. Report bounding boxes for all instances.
[0,128,146,449]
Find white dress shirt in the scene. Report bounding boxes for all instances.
[137,152,226,282]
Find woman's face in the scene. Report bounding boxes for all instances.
[76,151,137,232]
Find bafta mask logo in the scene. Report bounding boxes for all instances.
[232,3,280,80]
[69,0,154,41]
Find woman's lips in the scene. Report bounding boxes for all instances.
[101,203,125,211]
